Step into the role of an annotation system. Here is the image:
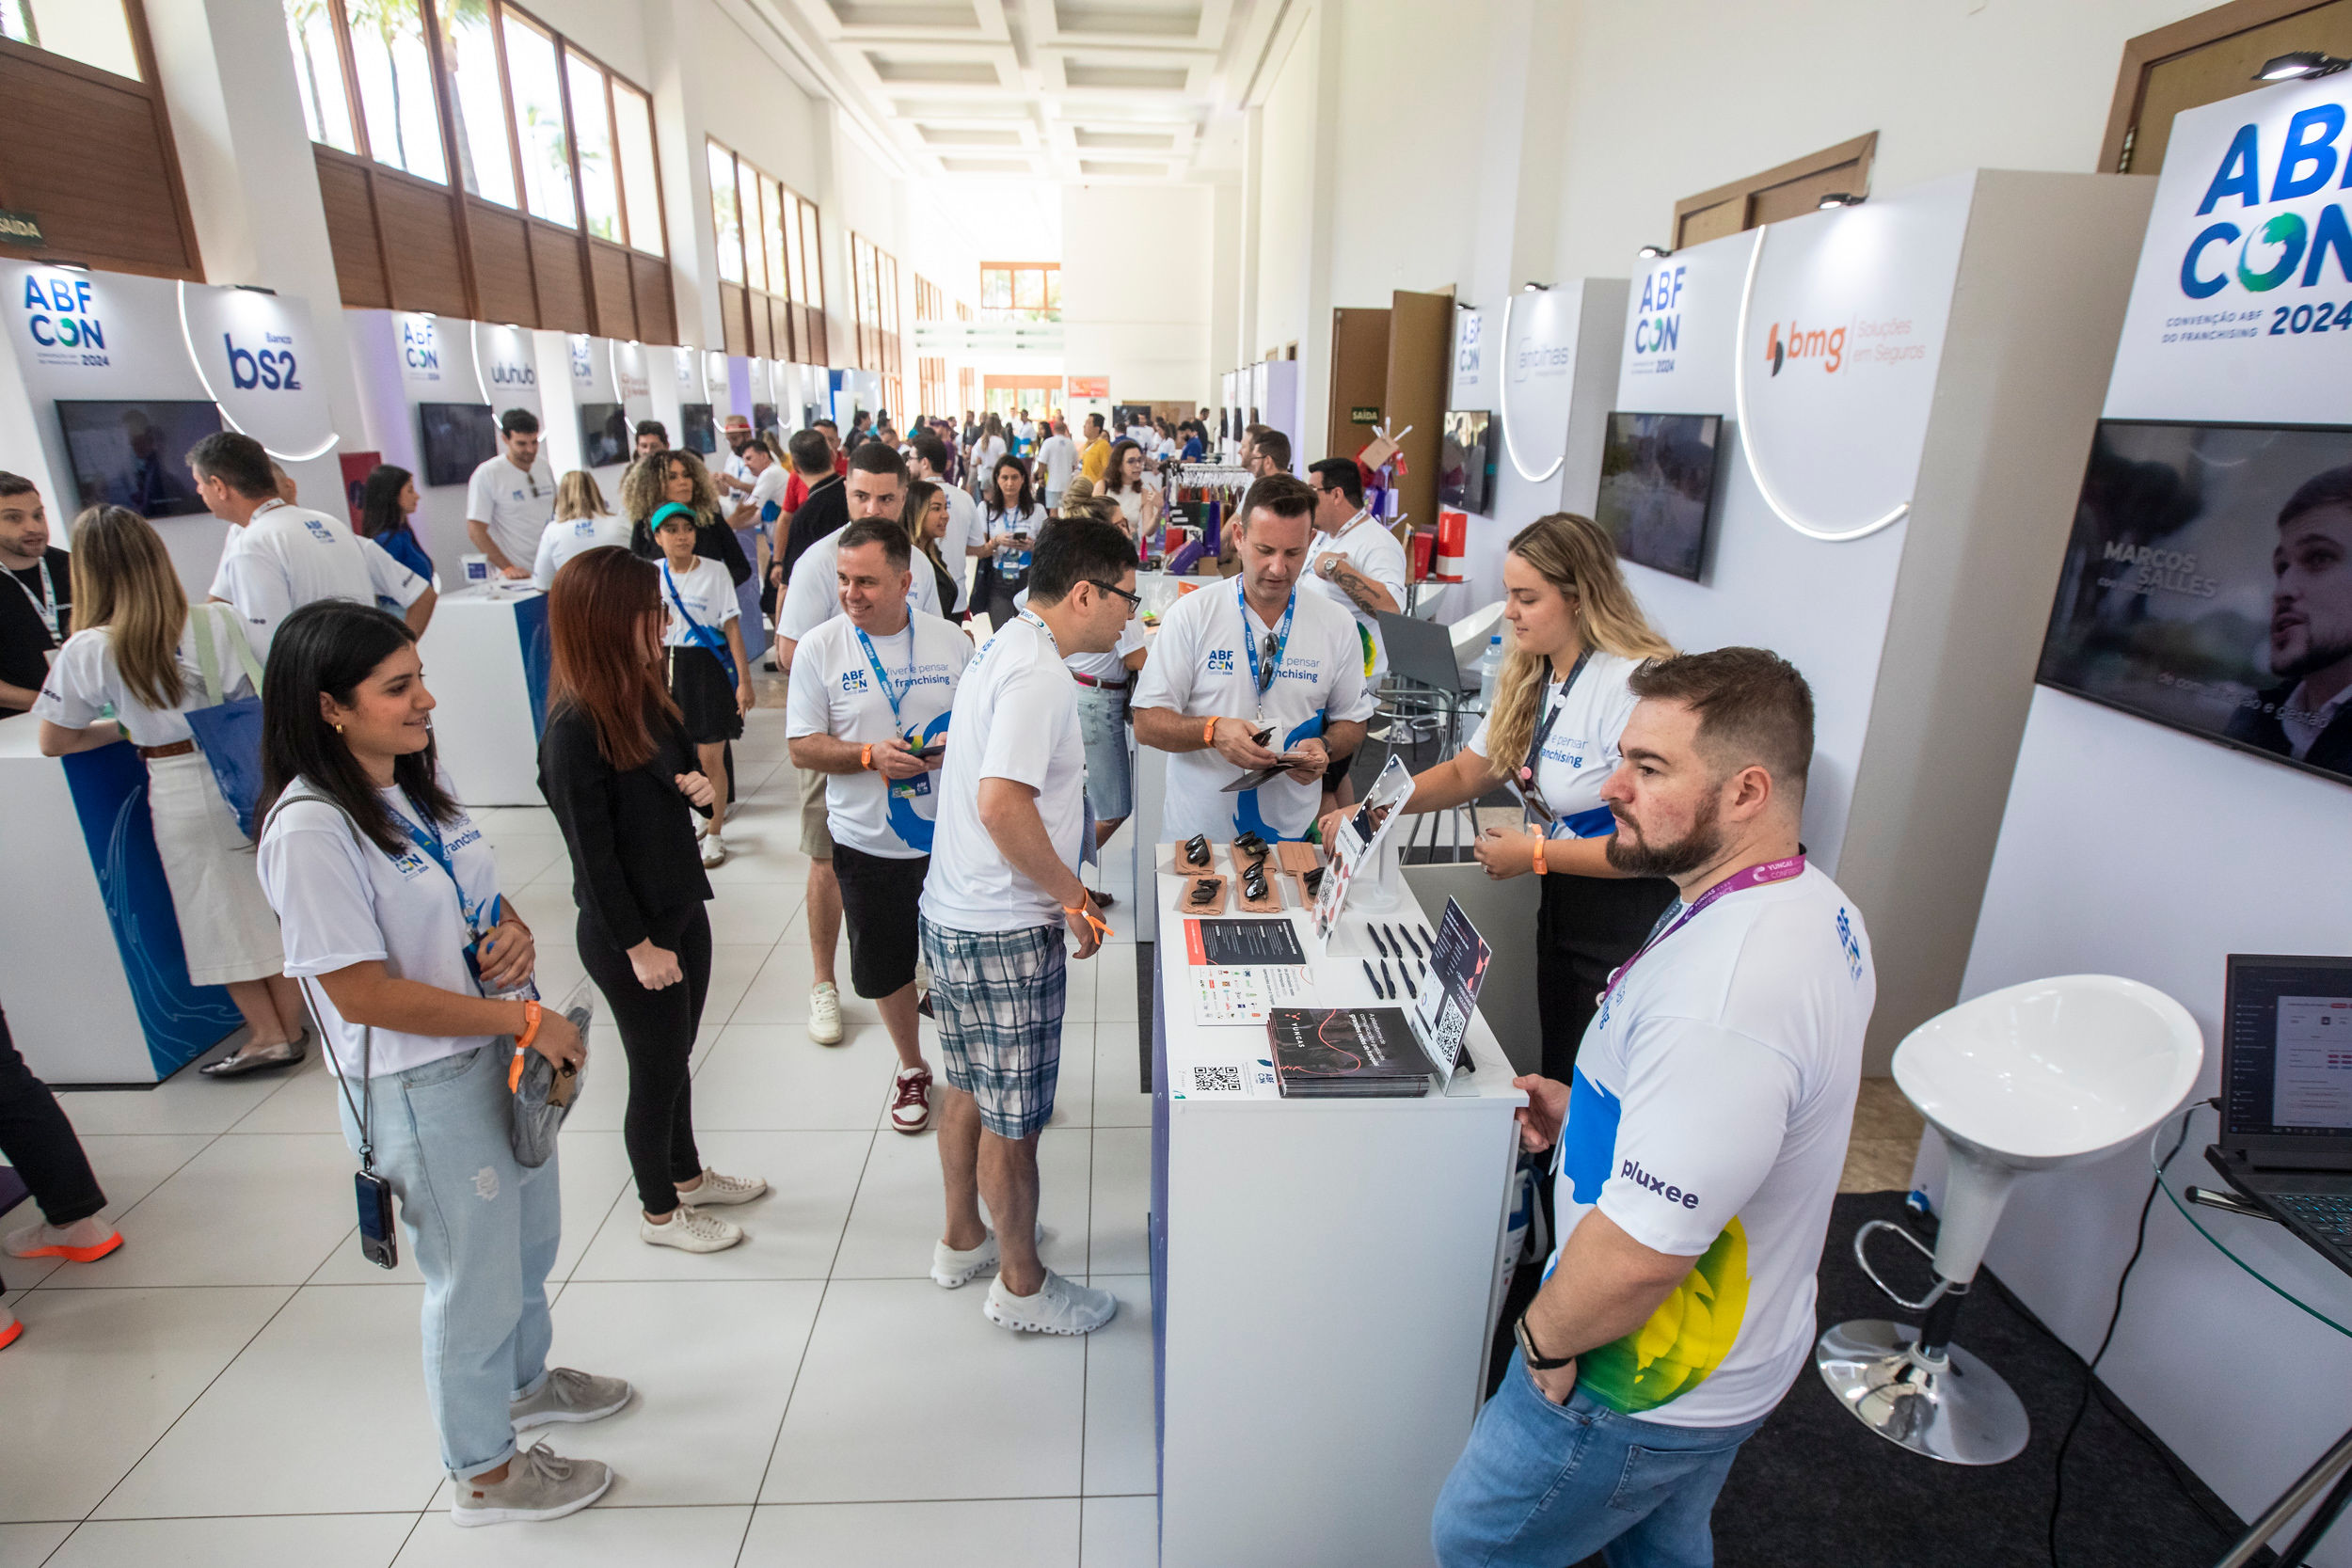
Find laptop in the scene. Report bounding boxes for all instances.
[2208,953,2352,1277]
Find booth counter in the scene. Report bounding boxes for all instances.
[419,583,550,806]
[0,715,241,1085]
[1147,847,1523,1568]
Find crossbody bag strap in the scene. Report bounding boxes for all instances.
[262,790,375,1167]
[189,602,264,709]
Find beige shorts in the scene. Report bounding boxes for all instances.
[798,765,834,859]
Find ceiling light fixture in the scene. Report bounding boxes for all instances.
[2255,51,2350,81]
[1818,192,1866,211]
[1637,245,1673,260]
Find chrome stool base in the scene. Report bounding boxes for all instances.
[1815,1319,2030,1466]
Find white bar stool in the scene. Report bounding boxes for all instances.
[1816,974,2203,1465]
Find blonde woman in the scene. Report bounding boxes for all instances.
[532,470,631,590]
[33,506,309,1078]
[902,480,962,617]
[1319,513,1678,1078]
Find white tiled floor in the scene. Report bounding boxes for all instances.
[1,681,1157,1567]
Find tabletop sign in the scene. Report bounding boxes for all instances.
[1184,918,1308,967]
[1310,754,1414,946]
[0,210,43,247]
[1406,897,1493,1087]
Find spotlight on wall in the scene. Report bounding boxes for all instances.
[1637,244,1673,260]
[1817,192,1866,211]
[1520,280,1551,292]
[46,259,90,273]
[232,283,278,295]
[2255,51,2350,81]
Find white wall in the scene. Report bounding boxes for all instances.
[1060,183,1213,407]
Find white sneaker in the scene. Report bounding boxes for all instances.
[931,1229,997,1288]
[889,1066,933,1133]
[985,1269,1117,1336]
[675,1166,768,1207]
[451,1441,612,1527]
[808,981,844,1045]
[639,1206,743,1253]
[700,832,726,868]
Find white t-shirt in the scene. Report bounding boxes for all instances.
[259,771,505,1078]
[658,556,739,647]
[784,611,973,858]
[977,436,1007,474]
[776,529,945,643]
[530,513,634,591]
[1467,647,1645,840]
[746,463,791,531]
[920,615,1088,933]
[32,604,254,748]
[210,500,427,657]
[1126,423,1153,445]
[464,453,555,568]
[1039,435,1078,493]
[983,503,1047,574]
[1549,863,1874,1428]
[1300,514,1410,685]
[937,483,983,565]
[1131,580,1375,842]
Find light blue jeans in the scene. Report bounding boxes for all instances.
[1430,1351,1767,1568]
[1074,686,1133,821]
[335,1041,560,1478]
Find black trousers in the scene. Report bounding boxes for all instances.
[578,902,713,1216]
[0,1006,106,1233]
[1533,871,1679,1084]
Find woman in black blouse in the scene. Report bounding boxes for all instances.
[621,450,751,586]
[538,546,765,1255]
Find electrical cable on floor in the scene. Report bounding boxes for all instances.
[2045,1101,2204,1568]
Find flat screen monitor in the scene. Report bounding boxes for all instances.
[2037,420,2352,790]
[752,402,778,438]
[55,399,220,518]
[578,401,629,468]
[417,402,496,488]
[1438,409,1497,516]
[1595,411,1723,582]
[680,403,717,454]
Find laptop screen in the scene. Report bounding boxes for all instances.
[2223,955,2352,1144]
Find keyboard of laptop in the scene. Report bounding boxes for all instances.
[2271,1193,2352,1246]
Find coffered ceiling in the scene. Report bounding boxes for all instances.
[739,0,1291,183]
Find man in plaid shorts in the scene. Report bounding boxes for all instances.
[918,515,1139,1335]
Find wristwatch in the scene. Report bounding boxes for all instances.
[1514,1313,1574,1371]
[1316,554,1340,578]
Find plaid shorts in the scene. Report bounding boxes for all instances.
[917,915,1068,1138]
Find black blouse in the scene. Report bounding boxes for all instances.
[537,702,712,949]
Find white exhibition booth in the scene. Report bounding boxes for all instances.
[1943,75,2352,1562]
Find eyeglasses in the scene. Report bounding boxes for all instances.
[1088,579,1142,615]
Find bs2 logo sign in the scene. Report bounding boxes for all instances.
[224,333,301,391]
[2180,104,2352,300]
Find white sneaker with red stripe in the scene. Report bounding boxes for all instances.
[889,1066,933,1133]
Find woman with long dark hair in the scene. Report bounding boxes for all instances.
[358,464,435,584]
[540,546,762,1253]
[253,600,626,1528]
[902,479,962,616]
[977,455,1047,629]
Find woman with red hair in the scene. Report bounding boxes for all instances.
[538,546,766,1254]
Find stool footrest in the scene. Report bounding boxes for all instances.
[1853,1218,1952,1312]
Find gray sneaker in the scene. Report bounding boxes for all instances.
[450,1441,612,1527]
[511,1367,632,1432]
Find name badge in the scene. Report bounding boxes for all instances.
[891,774,931,800]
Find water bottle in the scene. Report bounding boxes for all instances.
[1473,634,1504,715]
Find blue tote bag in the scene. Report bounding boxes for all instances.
[181,603,268,839]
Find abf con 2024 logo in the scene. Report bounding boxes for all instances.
[2168,102,2352,343]
[20,274,107,369]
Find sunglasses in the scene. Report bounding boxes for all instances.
[1258,632,1281,693]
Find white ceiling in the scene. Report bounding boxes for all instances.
[739,0,1291,187]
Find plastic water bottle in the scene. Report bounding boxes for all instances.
[1473,634,1504,714]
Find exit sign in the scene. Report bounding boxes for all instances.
[0,210,44,248]
[1349,405,1380,424]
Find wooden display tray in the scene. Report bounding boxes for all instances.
[1225,843,1285,913]
[1167,839,1221,878]
[1172,873,1229,915]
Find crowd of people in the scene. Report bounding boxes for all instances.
[0,399,1871,1565]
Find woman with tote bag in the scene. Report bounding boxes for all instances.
[32,505,308,1078]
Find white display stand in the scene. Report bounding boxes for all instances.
[1150,852,1524,1568]
[419,584,550,806]
[1950,75,2352,1565]
[0,716,242,1085]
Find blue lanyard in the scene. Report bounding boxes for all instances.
[1017,609,1060,657]
[853,623,918,731]
[389,795,495,937]
[1238,580,1296,701]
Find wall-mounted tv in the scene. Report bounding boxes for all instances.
[579,401,629,468]
[2037,420,2352,789]
[56,400,220,518]
[418,402,497,487]
[752,402,778,438]
[680,402,717,455]
[1595,411,1724,583]
[1438,409,1498,516]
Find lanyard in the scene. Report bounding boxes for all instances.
[853,622,918,731]
[388,795,495,940]
[1238,580,1296,711]
[1598,855,1807,1009]
[1517,648,1593,825]
[251,498,288,521]
[1018,609,1060,657]
[1319,511,1373,555]
[8,555,59,641]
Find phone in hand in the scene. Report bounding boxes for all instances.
[914,743,946,762]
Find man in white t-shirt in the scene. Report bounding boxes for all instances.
[908,432,982,608]
[1431,647,1874,1568]
[787,519,973,1138]
[464,410,554,579]
[918,516,1137,1338]
[194,432,433,657]
[1131,473,1375,844]
[1037,420,1078,506]
[1301,457,1406,686]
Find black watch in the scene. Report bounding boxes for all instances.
[1514,1314,1574,1371]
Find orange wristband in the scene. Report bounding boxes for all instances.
[507,1000,544,1090]
[1531,824,1548,877]
[1203,716,1219,747]
[861,742,875,770]
[1065,901,1112,939]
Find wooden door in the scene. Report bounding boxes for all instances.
[1326,307,1391,463]
[1384,289,1454,534]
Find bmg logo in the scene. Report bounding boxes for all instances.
[226,332,302,391]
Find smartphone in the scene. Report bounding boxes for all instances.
[915,743,946,762]
[356,1170,397,1270]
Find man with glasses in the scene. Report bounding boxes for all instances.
[1133,473,1375,844]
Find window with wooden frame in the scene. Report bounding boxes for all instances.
[914,274,948,418]
[706,137,826,364]
[279,0,675,342]
[1671,133,1878,250]
[979,261,1058,321]
[850,232,905,404]
[2102,0,2352,177]
[0,0,202,280]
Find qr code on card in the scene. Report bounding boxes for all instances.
[1191,1065,1243,1093]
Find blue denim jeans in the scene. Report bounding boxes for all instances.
[1074,686,1133,821]
[335,1042,560,1478]
[1431,1351,1767,1568]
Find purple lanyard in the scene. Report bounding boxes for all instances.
[1597,854,1807,1008]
